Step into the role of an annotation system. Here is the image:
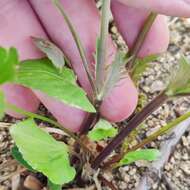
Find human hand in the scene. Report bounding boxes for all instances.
[0,0,188,132]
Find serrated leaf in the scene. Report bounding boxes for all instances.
[95,0,110,94]
[0,90,5,120]
[119,149,160,166]
[48,180,62,190]
[10,119,76,185]
[15,58,96,112]
[11,146,35,172]
[100,51,128,99]
[0,47,19,84]
[88,119,118,141]
[166,55,190,96]
[132,54,158,83]
[32,37,65,70]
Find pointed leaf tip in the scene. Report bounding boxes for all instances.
[119,149,160,166]
[32,37,66,70]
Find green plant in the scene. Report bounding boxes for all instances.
[1,0,190,189]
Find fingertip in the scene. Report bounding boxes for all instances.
[100,77,138,122]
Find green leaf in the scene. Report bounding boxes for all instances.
[100,51,128,99]
[15,58,96,112]
[88,119,118,141]
[0,90,5,120]
[166,55,190,96]
[0,47,19,84]
[10,119,76,185]
[132,54,158,83]
[95,0,110,93]
[11,145,35,172]
[48,180,62,190]
[119,149,160,166]
[32,37,66,70]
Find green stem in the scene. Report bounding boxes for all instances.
[107,111,190,165]
[6,103,92,154]
[131,110,190,151]
[127,12,158,71]
[53,0,97,97]
[96,0,110,97]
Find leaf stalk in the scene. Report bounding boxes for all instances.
[6,103,92,155]
[127,12,158,72]
[92,91,168,169]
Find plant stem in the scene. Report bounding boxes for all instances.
[6,103,92,154]
[127,12,158,71]
[105,110,190,166]
[130,110,190,152]
[96,0,110,96]
[92,91,168,169]
[80,112,100,135]
[53,0,97,96]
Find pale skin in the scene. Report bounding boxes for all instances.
[0,0,189,132]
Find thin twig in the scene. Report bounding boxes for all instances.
[43,127,68,136]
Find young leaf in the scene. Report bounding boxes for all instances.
[15,58,96,112]
[10,119,76,185]
[32,37,66,70]
[48,180,62,190]
[11,146,35,172]
[0,47,19,84]
[0,90,5,120]
[88,119,118,141]
[166,55,190,96]
[95,0,110,94]
[100,51,129,99]
[132,54,158,83]
[119,149,160,166]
